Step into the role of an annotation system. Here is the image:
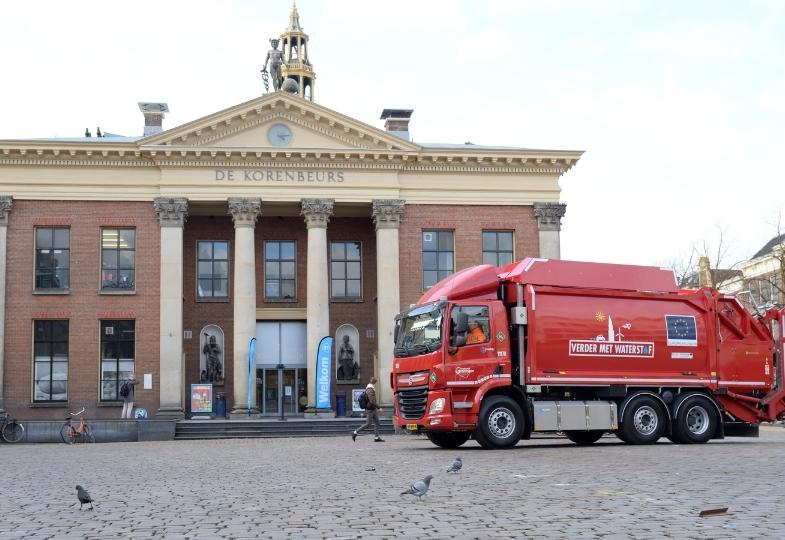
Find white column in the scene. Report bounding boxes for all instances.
[301,198,334,412]
[154,197,188,418]
[372,200,405,406]
[533,202,567,259]
[228,198,262,415]
[0,197,12,413]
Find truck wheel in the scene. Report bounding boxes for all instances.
[621,395,666,444]
[425,431,471,449]
[564,431,604,445]
[475,396,524,449]
[671,395,717,444]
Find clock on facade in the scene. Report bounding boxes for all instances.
[267,123,292,147]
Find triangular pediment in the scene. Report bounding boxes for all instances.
[139,92,420,152]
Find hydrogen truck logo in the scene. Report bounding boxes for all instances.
[568,312,654,358]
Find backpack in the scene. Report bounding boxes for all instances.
[357,390,369,410]
[119,381,130,398]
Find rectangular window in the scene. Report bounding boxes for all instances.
[100,320,135,401]
[482,230,514,267]
[422,230,454,290]
[33,320,69,402]
[264,241,296,300]
[35,227,70,290]
[101,228,136,290]
[330,241,362,299]
[197,240,229,298]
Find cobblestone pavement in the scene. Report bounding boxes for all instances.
[2,426,785,539]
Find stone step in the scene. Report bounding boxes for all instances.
[173,418,395,440]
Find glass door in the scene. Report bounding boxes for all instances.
[262,369,278,415]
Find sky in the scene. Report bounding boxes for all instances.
[1,0,783,269]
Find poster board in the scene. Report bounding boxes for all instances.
[351,388,365,413]
[191,384,214,414]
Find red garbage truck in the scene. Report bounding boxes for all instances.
[391,258,785,449]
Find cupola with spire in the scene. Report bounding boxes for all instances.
[280,1,316,101]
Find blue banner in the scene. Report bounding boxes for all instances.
[247,337,257,411]
[315,336,333,409]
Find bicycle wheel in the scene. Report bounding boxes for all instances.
[2,421,24,443]
[82,425,95,443]
[60,424,75,444]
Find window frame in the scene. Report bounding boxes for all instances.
[422,229,455,291]
[34,227,70,292]
[100,227,136,292]
[329,240,363,300]
[482,230,515,268]
[196,239,231,301]
[99,320,136,402]
[264,240,297,301]
[32,320,69,403]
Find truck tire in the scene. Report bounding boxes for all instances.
[565,431,604,445]
[670,394,717,444]
[620,395,666,444]
[474,396,524,449]
[425,431,471,449]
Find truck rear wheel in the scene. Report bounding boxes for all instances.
[620,395,666,444]
[564,431,604,445]
[474,396,524,449]
[670,395,717,444]
[425,431,471,449]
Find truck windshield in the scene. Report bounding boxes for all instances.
[394,303,444,357]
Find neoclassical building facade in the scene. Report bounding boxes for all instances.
[0,8,581,420]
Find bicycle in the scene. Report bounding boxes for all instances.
[60,407,94,444]
[1,412,25,443]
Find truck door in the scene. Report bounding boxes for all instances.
[446,303,499,391]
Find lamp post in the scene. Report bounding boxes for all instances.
[277,362,287,421]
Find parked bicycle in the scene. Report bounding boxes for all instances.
[1,412,24,443]
[60,407,94,444]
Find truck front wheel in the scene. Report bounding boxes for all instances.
[426,431,471,449]
[670,395,717,444]
[620,395,666,444]
[474,396,524,449]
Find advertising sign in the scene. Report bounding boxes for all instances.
[247,337,257,412]
[351,388,365,413]
[191,384,213,414]
[315,336,333,409]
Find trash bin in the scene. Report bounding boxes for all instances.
[336,392,347,417]
[215,392,227,418]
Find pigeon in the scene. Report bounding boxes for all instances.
[75,485,94,510]
[446,457,462,473]
[400,475,433,499]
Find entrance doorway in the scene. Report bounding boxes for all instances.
[255,321,307,416]
[258,367,307,415]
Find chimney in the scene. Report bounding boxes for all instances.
[138,102,169,136]
[380,109,413,141]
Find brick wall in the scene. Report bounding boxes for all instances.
[4,200,160,420]
[398,204,539,309]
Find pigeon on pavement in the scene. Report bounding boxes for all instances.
[75,485,94,510]
[446,457,462,473]
[400,475,433,499]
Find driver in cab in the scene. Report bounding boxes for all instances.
[466,320,487,344]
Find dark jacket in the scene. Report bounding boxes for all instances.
[365,384,379,410]
[123,379,139,403]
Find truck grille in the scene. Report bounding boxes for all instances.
[397,385,428,419]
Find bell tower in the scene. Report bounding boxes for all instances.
[280,1,316,101]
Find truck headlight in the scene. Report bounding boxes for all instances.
[429,397,446,414]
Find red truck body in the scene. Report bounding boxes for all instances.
[392,258,785,449]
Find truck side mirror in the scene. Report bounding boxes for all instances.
[454,312,468,333]
[450,312,468,350]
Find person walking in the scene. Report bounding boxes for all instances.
[120,373,140,419]
[352,376,384,442]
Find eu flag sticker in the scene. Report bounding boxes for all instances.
[665,315,697,347]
